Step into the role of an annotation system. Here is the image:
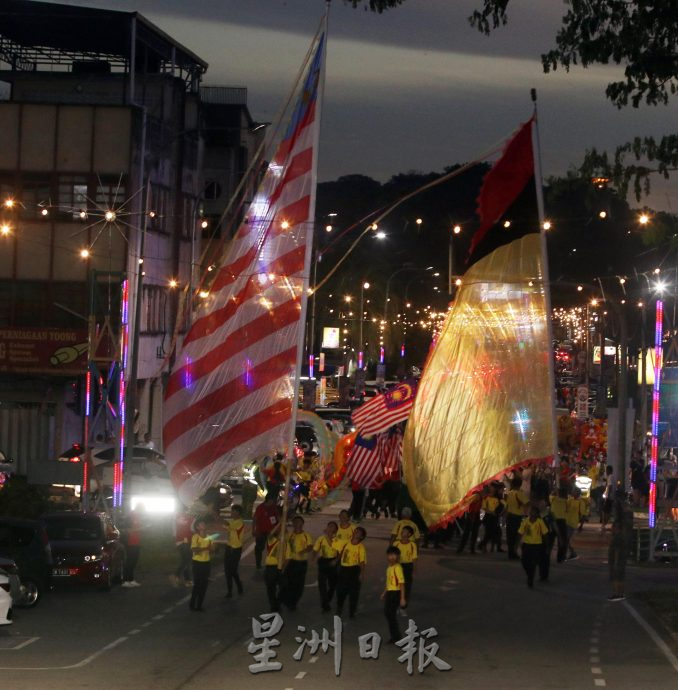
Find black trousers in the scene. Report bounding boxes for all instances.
[555,518,568,563]
[190,560,210,609]
[384,590,401,641]
[175,543,192,581]
[254,535,267,569]
[317,557,337,610]
[506,514,523,558]
[350,490,366,520]
[123,544,140,581]
[224,546,243,594]
[521,543,546,586]
[336,565,361,617]
[265,565,281,612]
[283,560,307,609]
[401,562,414,605]
[480,514,501,549]
[457,515,480,553]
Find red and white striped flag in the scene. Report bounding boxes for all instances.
[382,425,403,476]
[352,379,418,437]
[346,434,383,489]
[163,28,326,505]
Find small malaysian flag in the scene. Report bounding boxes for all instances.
[381,425,403,476]
[346,433,382,488]
[352,379,418,437]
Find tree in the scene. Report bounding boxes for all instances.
[351,0,678,200]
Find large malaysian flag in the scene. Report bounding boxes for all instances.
[163,28,326,505]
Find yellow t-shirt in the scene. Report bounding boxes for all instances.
[550,496,568,520]
[565,498,581,529]
[482,496,504,515]
[519,517,548,545]
[392,519,421,541]
[287,531,313,561]
[264,535,288,566]
[340,541,367,567]
[397,540,418,564]
[314,535,339,559]
[227,518,245,549]
[191,534,212,562]
[579,496,591,517]
[297,469,312,483]
[386,563,405,591]
[336,524,355,542]
[506,489,528,516]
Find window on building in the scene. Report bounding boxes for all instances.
[20,177,53,219]
[141,284,167,334]
[95,178,126,211]
[58,175,89,219]
[204,180,222,200]
[149,184,171,234]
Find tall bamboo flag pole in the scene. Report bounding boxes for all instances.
[277,5,330,569]
[530,88,560,464]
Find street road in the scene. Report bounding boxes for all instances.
[2,493,678,689]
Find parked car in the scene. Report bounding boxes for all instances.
[0,517,52,608]
[42,512,125,590]
[0,566,12,625]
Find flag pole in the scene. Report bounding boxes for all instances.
[278,5,330,568]
[530,88,559,465]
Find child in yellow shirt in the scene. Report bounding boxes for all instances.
[381,545,406,643]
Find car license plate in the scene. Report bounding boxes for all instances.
[53,568,77,577]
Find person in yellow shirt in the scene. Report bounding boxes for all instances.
[396,526,418,614]
[282,515,313,611]
[381,546,406,643]
[263,524,287,612]
[336,526,367,618]
[336,510,355,543]
[565,492,581,560]
[313,521,340,612]
[479,483,505,552]
[505,477,529,560]
[550,486,569,563]
[391,507,421,544]
[223,504,245,598]
[190,520,214,611]
[518,506,549,588]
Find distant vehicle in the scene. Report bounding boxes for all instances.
[0,517,52,608]
[42,512,125,590]
[313,407,355,434]
[0,567,12,625]
[0,557,24,607]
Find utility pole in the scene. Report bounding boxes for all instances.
[617,304,629,490]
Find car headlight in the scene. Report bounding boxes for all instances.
[84,554,102,562]
[130,494,176,514]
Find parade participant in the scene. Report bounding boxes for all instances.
[121,504,145,587]
[565,490,581,560]
[313,521,340,612]
[479,483,504,553]
[171,505,193,587]
[336,509,355,543]
[550,486,569,563]
[505,476,528,560]
[396,525,417,614]
[263,524,287,612]
[223,504,245,598]
[391,507,421,544]
[265,457,286,497]
[601,465,615,529]
[252,493,281,570]
[518,505,549,588]
[349,480,366,522]
[296,456,315,514]
[282,515,313,610]
[381,546,406,644]
[336,526,367,619]
[457,491,482,554]
[189,520,214,611]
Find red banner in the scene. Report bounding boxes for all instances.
[0,327,88,375]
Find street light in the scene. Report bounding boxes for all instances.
[359,281,370,369]
[639,213,650,225]
[449,225,463,294]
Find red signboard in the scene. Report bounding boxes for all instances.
[0,327,88,376]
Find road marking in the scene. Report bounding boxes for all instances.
[445,580,459,585]
[594,680,606,687]
[439,586,454,592]
[309,656,318,664]
[295,671,307,679]
[624,600,678,674]
[591,667,602,675]
[164,607,174,614]
[141,621,152,628]
[590,656,600,663]
[590,637,599,643]
[211,640,220,648]
[128,629,141,636]
[304,581,318,588]
[152,614,165,621]
[590,647,599,654]
[0,637,39,651]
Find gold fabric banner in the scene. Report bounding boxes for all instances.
[403,233,555,527]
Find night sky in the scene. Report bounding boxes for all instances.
[64,0,676,209]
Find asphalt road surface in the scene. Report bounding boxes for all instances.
[2,494,678,690]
